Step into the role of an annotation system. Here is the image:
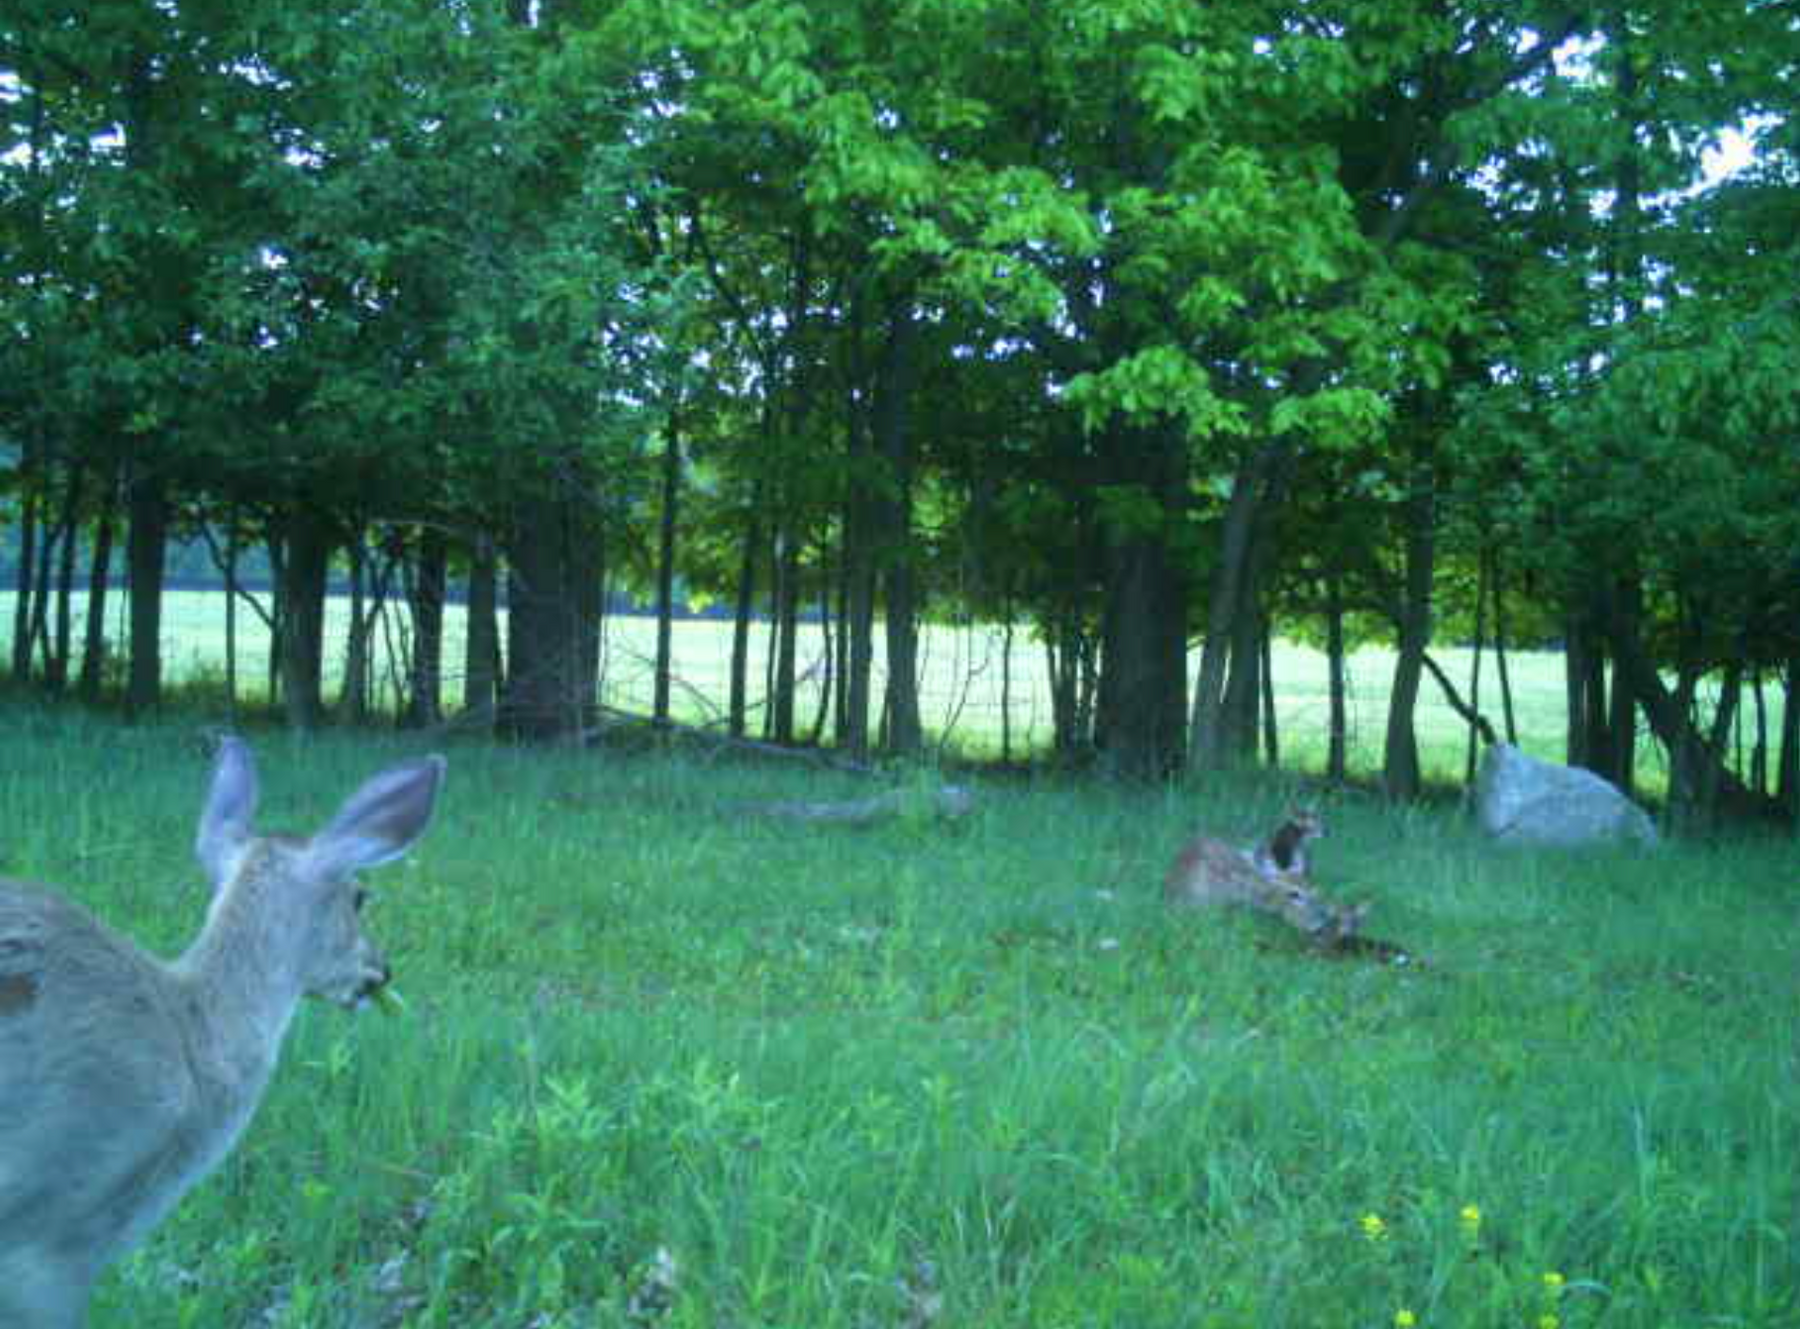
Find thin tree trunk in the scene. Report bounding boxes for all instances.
[1464,545,1490,786]
[1778,655,1799,824]
[1259,616,1279,768]
[125,465,167,718]
[47,462,85,691]
[342,532,369,723]
[1325,572,1349,782]
[28,491,57,685]
[77,478,117,702]
[653,410,682,725]
[728,507,759,739]
[11,466,38,684]
[1491,547,1518,743]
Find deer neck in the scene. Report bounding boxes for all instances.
[169,851,309,1093]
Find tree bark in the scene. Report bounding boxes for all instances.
[1325,571,1349,782]
[406,526,447,727]
[728,505,759,740]
[875,306,922,757]
[279,507,332,731]
[1189,441,1285,771]
[1094,422,1188,779]
[124,465,167,718]
[501,488,602,741]
[1382,460,1434,800]
[653,409,682,725]
[77,476,117,702]
[464,531,500,718]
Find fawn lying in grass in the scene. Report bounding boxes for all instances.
[0,738,444,1329]
[1164,807,1366,944]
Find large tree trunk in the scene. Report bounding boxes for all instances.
[406,526,447,728]
[1094,422,1187,779]
[464,532,500,718]
[279,508,332,731]
[124,464,167,718]
[500,489,602,741]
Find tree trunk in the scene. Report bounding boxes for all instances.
[279,507,332,731]
[47,462,85,692]
[464,532,500,719]
[773,532,801,745]
[1094,423,1188,779]
[1491,547,1519,743]
[341,533,370,723]
[653,409,682,725]
[77,477,117,702]
[1325,572,1349,782]
[728,507,759,739]
[11,457,38,684]
[875,307,922,757]
[1189,441,1285,771]
[1778,655,1800,825]
[501,489,601,741]
[1382,462,1435,800]
[406,526,447,727]
[124,465,167,718]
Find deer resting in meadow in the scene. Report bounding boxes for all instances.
[1164,808,1367,946]
[0,738,444,1329]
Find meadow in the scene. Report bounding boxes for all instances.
[64,587,1605,782]
[2,679,1795,1325]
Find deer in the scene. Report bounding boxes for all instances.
[0,737,445,1329]
[1249,806,1326,878]
[1164,808,1367,946]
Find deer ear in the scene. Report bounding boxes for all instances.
[196,737,259,890]
[303,755,445,882]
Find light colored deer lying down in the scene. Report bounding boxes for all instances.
[0,738,445,1329]
[1164,809,1366,944]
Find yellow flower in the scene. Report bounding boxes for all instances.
[1542,1271,1565,1296]
[1394,1311,1417,1328]
[1361,1213,1388,1242]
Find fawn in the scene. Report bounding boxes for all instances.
[1164,808,1365,943]
[0,738,444,1328]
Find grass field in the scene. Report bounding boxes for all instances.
[13,587,1642,788]
[3,701,1795,1326]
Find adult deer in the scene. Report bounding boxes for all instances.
[0,738,444,1328]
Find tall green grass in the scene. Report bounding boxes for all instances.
[6,707,1794,1326]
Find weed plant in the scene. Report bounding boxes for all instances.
[2,706,1793,1326]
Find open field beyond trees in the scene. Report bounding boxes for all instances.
[7,587,1707,794]
[3,699,1794,1326]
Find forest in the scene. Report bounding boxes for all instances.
[3,0,1797,824]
